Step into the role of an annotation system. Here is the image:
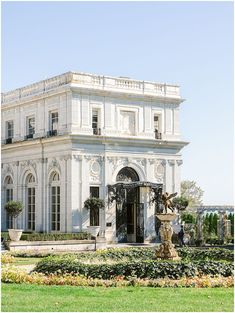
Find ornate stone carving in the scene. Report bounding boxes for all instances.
[2,163,14,179]
[168,160,175,166]
[176,160,183,166]
[48,158,61,173]
[20,160,37,171]
[73,155,83,161]
[155,214,180,260]
[59,155,72,161]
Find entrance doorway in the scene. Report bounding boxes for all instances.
[115,167,144,243]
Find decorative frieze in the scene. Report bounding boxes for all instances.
[2,163,14,179]
[48,157,61,173]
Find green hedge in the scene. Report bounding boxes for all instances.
[177,247,234,262]
[34,256,233,279]
[1,232,91,241]
[9,246,234,263]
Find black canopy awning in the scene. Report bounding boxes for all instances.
[108,181,163,189]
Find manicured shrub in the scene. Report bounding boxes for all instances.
[1,253,15,264]
[9,246,234,263]
[34,256,233,279]
[2,267,234,288]
[1,232,91,242]
[177,247,234,262]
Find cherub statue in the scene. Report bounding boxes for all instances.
[162,192,177,213]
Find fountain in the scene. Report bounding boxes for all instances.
[155,192,180,260]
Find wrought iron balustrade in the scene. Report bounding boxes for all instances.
[5,138,12,144]
[93,128,101,135]
[26,133,34,140]
[154,129,162,139]
[47,130,58,137]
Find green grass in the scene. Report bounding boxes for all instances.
[1,283,234,312]
[11,257,43,266]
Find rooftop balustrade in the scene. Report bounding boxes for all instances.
[2,71,181,105]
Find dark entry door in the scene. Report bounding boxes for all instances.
[136,203,144,243]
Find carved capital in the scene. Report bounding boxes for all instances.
[176,160,183,166]
[168,160,175,166]
[73,155,83,161]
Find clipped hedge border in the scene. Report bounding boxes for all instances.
[9,247,234,263]
[2,267,234,288]
[177,247,234,262]
[34,256,234,279]
[1,232,91,242]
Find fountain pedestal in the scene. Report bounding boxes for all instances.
[156,213,180,260]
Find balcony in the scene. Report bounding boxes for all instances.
[93,128,101,135]
[25,133,34,140]
[5,138,12,144]
[154,129,162,140]
[47,130,58,137]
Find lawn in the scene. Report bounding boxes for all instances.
[12,257,43,266]
[1,283,234,312]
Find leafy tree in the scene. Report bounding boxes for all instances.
[84,197,105,210]
[208,213,214,234]
[172,196,189,212]
[181,180,204,207]
[181,213,196,224]
[203,213,210,238]
[4,201,24,229]
[228,213,234,236]
[212,213,219,235]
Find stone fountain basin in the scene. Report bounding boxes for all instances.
[156,213,177,222]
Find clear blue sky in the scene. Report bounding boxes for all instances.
[1,1,234,205]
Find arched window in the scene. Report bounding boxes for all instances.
[5,176,13,228]
[116,167,139,182]
[26,173,36,231]
[50,172,60,231]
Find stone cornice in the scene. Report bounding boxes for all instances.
[1,133,189,151]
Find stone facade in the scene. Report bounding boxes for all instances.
[1,71,188,243]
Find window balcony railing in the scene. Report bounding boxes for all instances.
[25,133,34,140]
[47,130,58,137]
[93,128,101,135]
[5,138,13,144]
[154,129,162,140]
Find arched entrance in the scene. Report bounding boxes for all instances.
[116,167,144,243]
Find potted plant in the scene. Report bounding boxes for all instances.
[5,201,24,241]
[84,197,105,237]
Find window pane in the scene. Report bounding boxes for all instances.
[90,187,99,198]
[28,117,35,135]
[7,121,14,138]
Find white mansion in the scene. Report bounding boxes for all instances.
[1,71,188,243]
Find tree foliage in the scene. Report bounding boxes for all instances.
[181,180,204,206]
[4,201,23,218]
[172,196,189,211]
[84,197,105,210]
[181,213,196,224]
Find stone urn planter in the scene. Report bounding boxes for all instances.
[87,226,100,238]
[8,229,23,241]
[156,213,180,260]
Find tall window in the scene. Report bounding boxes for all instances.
[5,176,13,228]
[153,114,162,139]
[51,112,58,130]
[90,187,99,226]
[92,109,100,135]
[27,117,35,137]
[6,121,14,140]
[26,174,36,231]
[154,115,159,130]
[50,172,60,231]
